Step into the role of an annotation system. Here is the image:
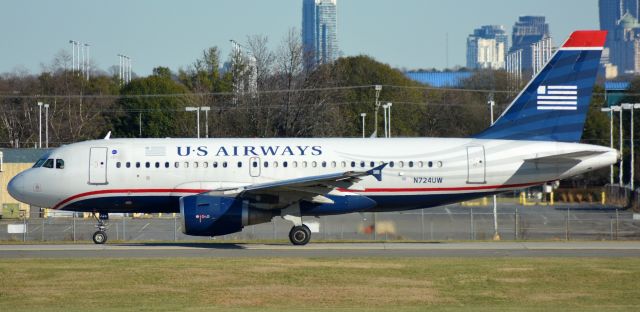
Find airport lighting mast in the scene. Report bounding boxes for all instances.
[601,107,615,186]
[373,85,382,137]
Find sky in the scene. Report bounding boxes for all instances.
[0,0,599,76]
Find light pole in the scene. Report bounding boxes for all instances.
[118,54,123,84]
[612,105,623,187]
[200,106,211,138]
[84,43,90,80]
[360,113,366,138]
[387,102,393,138]
[69,40,76,72]
[601,107,615,185]
[37,102,42,148]
[633,104,640,190]
[185,107,200,138]
[623,103,635,189]
[44,103,49,148]
[373,85,382,137]
[489,99,500,240]
[382,104,389,138]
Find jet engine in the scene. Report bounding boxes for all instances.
[180,194,277,236]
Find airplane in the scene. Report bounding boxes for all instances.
[7,30,618,245]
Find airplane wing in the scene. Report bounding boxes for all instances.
[525,151,607,163]
[204,163,387,207]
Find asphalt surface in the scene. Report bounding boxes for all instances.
[2,242,640,258]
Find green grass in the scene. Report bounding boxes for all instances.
[1,257,639,311]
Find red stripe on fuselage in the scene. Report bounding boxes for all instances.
[52,181,544,210]
[52,188,205,210]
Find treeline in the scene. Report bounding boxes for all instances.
[0,31,622,185]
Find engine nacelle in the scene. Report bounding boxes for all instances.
[180,194,276,236]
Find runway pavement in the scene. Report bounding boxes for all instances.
[2,242,640,258]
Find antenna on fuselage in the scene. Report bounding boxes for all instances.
[103,131,111,140]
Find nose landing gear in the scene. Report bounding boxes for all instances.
[92,212,109,244]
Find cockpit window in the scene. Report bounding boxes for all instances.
[33,158,47,168]
[56,159,65,169]
[42,159,54,168]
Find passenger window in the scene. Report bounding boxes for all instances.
[253,161,258,168]
[312,161,317,168]
[322,161,327,168]
[351,161,356,168]
[341,161,346,168]
[302,161,307,168]
[399,161,404,168]
[194,162,199,168]
[389,161,395,168]
[331,161,336,168]
[203,162,209,168]
[409,161,414,168]
[292,161,298,168]
[370,161,375,168]
[174,162,179,168]
[213,161,218,168]
[56,159,65,169]
[273,161,279,168]
[428,161,433,168]
[184,162,189,168]
[437,161,443,168]
[145,162,150,168]
[418,161,424,168]
[264,161,269,168]
[116,162,121,168]
[283,161,288,168]
[126,162,131,168]
[43,159,54,168]
[136,162,141,168]
[165,162,170,168]
[237,161,242,168]
[223,161,228,168]
[360,161,365,168]
[155,162,160,168]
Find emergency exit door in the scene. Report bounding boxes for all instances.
[249,157,261,177]
[466,146,486,184]
[89,147,108,184]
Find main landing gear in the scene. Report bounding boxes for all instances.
[92,212,109,244]
[282,203,311,246]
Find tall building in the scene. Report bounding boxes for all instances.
[599,0,640,77]
[506,16,552,79]
[302,0,338,66]
[466,25,508,69]
[611,12,640,74]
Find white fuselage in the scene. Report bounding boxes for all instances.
[8,137,618,214]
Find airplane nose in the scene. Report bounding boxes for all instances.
[7,174,25,201]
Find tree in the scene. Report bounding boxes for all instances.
[112,67,193,138]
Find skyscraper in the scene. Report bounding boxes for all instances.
[466,25,508,69]
[302,0,338,67]
[599,0,640,77]
[506,16,552,79]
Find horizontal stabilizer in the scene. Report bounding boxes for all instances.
[525,151,606,163]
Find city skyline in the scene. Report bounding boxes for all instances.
[0,0,598,76]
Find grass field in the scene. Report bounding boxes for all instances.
[1,257,640,311]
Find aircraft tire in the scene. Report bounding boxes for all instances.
[289,225,311,246]
[93,231,107,244]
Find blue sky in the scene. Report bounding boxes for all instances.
[0,0,598,76]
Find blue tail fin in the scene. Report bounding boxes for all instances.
[475,30,607,142]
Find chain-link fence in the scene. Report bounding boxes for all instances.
[1,204,638,242]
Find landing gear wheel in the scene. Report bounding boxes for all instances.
[289,225,311,246]
[93,231,107,244]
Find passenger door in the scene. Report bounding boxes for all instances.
[466,146,486,184]
[89,147,108,184]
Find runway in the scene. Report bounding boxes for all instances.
[2,242,640,258]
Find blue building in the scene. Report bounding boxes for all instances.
[404,72,474,88]
[302,0,338,66]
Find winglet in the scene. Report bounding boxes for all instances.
[103,131,111,140]
[367,163,387,182]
